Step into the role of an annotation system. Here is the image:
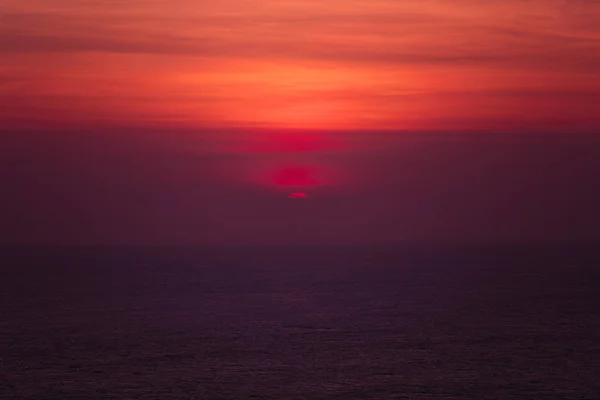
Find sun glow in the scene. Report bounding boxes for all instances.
[169,60,406,129]
[289,192,308,199]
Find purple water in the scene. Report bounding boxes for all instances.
[2,243,599,399]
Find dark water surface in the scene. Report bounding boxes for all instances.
[2,243,599,399]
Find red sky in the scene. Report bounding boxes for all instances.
[1,1,600,244]
[2,0,600,131]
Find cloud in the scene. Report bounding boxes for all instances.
[1,2,598,71]
[1,0,599,130]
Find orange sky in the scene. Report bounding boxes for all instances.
[1,0,600,131]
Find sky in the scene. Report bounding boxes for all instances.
[1,0,600,245]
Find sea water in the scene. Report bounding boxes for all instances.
[1,243,599,399]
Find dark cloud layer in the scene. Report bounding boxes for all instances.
[2,130,599,244]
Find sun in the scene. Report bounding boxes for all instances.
[289,192,308,199]
[272,166,322,187]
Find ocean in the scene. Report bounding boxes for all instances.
[1,243,599,399]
